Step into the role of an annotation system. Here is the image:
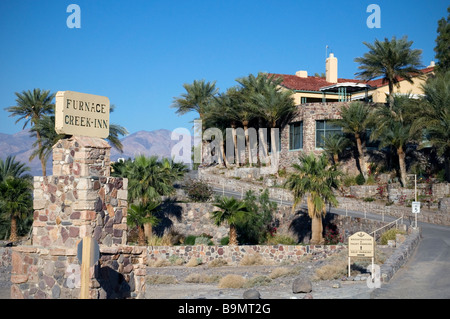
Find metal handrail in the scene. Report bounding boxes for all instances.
[370,215,404,242]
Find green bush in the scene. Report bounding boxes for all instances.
[363,197,375,202]
[266,234,297,245]
[380,228,406,245]
[356,173,366,185]
[343,175,356,187]
[184,235,197,245]
[220,236,230,245]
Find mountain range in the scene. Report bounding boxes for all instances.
[0,129,193,176]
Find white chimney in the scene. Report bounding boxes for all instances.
[428,61,436,68]
[296,70,308,78]
[326,53,338,83]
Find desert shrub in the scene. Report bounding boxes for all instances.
[208,258,228,268]
[168,255,184,266]
[343,175,357,187]
[243,275,272,288]
[266,234,297,245]
[218,274,246,288]
[363,197,375,202]
[356,173,365,185]
[147,275,178,285]
[239,254,266,266]
[194,236,214,245]
[184,179,213,202]
[380,228,406,245]
[186,257,203,267]
[184,273,221,283]
[148,258,171,267]
[314,250,348,280]
[269,267,290,279]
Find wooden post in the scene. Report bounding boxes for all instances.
[80,236,93,299]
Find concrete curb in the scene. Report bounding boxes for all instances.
[379,228,422,283]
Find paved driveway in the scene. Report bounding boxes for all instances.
[371,222,450,299]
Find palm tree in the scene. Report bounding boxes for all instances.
[332,102,371,179]
[5,89,55,176]
[0,156,31,182]
[369,95,419,187]
[0,177,32,242]
[119,155,187,240]
[30,115,67,171]
[284,153,342,245]
[210,196,253,246]
[354,36,423,109]
[322,134,350,165]
[107,104,129,153]
[248,75,296,167]
[127,201,161,245]
[172,79,219,120]
[412,71,450,181]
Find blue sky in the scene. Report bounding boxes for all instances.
[0,0,448,136]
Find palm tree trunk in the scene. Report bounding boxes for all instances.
[229,224,238,246]
[355,133,368,179]
[397,147,407,187]
[220,139,229,168]
[35,130,47,176]
[231,122,239,166]
[388,81,394,110]
[243,122,252,166]
[311,216,324,245]
[144,223,153,242]
[307,196,324,245]
[138,225,146,246]
[333,153,339,165]
[9,216,18,242]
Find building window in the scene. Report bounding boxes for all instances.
[289,122,303,150]
[316,120,342,148]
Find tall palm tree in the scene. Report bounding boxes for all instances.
[210,196,253,246]
[0,177,32,242]
[412,71,450,181]
[248,75,296,167]
[369,95,419,187]
[0,156,31,182]
[172,79,219,120]
[5,88,55,176]
[284,153,342,245]
[354,36,423,109]
[332,102,372,179]
[127,201,161,246]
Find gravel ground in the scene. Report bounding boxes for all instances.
[144,247,394,299]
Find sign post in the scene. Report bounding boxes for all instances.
[412,201,420,229]
[77,237,100,299]
[348,232,375,278]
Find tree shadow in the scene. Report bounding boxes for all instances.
[153,197,183,237]
[97,265,132,299]
[288,209,341,244]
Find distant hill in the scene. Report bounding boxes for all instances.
[0,129,193,176]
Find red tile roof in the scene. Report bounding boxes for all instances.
[269,66,434,91]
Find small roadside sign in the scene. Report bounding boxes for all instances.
[412,201,421,214]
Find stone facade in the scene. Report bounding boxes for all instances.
[10,136,149,299]
[32,136,128,247]
[147,244,346,265]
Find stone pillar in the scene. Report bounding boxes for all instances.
[32,135,128,247]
